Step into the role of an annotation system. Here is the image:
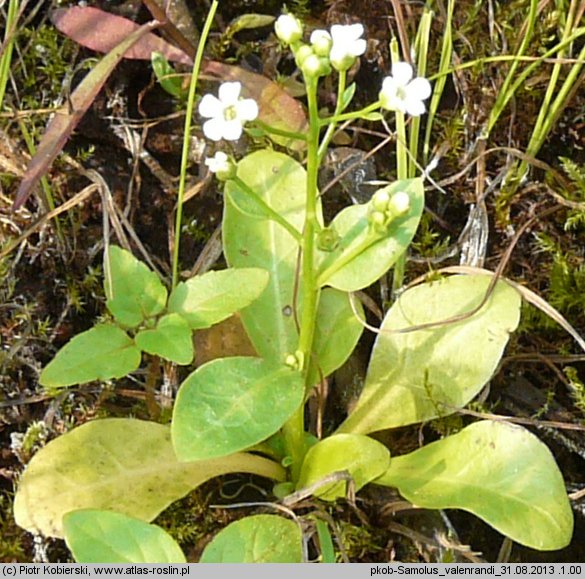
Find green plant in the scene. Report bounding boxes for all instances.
[13,7,574,563]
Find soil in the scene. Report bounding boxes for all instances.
[1,0,584,564]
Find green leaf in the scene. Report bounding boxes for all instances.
[14,418,284,538]
[339,275,521,434]
[105,245,167,328]
[362,112,384,121]
[316,179,424,292]
[375,421,573,551]
[39,325,141,387]
[172,357,304,461]
[200,515,303,562]
[167,268,269,330]
[226,13,275,36]
[297,434,390,501]
[223,150,318,362]
[64,510,186,563]
[340,83,356,111]
[151,52,185,99]
[135,313,193,365]
[307,289,364,387]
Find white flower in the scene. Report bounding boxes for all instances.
[198,82,259,141]
[379,62,432,117]
[275,13,303,45]
[329,23,367,71]
[204,151,236,181]
[310,29,332,57]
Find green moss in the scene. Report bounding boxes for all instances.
[0,494,27,562]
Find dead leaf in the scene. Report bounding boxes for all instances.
[51,7,192,65]
[14,21,161,209]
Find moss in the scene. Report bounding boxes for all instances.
[0,494,28,562]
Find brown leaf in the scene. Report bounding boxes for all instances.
[51,7,192,65]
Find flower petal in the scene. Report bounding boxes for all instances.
[198,94,223,119]
[236,98,259,121]
[351,38,367,56]
[222,119,244,141]
[405,98,426,117]
[218,82,242,106]
[407,77,432,101]
[311,29,331,43]
[391,62,413,86]
[202,118,225,141]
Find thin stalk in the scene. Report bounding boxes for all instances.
[282,76,322,484]
[318,101,380,125]
[254,119,307,142]
[514,0,581,180]
[0,0,18,109]
[391,38,408,295]
[231,176,303,243]
[424,0,454,163]
[409,8,432,177]
[318,70,346,161]
[171,0,218,290]
[486,0,539,136]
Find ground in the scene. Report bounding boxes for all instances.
[1,0,585,563]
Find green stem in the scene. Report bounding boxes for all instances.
[391,39,408,296]
[231,176,303,243]
[319,101,380,126]
[0,0,18,110]
[318,70,346,161]
[282,75,322,484]
[316,230,380,287]
[254,120,307,142]
[171,0,218,290]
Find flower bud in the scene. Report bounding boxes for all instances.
[310,29,332,57]
[387,191,410,217]
[301,54,330,78]
[294,44,314,68]
[275,14,303,45]
[371,189,391,211]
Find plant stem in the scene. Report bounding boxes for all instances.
[282,76,322,483]
[171,0,218,290]
[254,120,307,142]
[319,101,380,126]
[318,70,346,161]
[231,176,303,242]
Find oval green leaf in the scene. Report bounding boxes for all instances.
[167,268,269,330]
[105,245,167,328]
[135,313,193,365]
[375,421,573,551]
[39,325,141,387]
[317,179,424,292]
[339,275,521,434]
[223,150,310,362]
[64,509,186,563]
[200,515,303,562]
[297,434,390,501]
[172,357,304,461]
[14,418,284,538]
[307,289,364,387]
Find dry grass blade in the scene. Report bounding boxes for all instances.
[13,20,161,210]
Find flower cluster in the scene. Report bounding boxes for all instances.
[368,188,411,234]
[197,15,433,154]
[275,14,367,76]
